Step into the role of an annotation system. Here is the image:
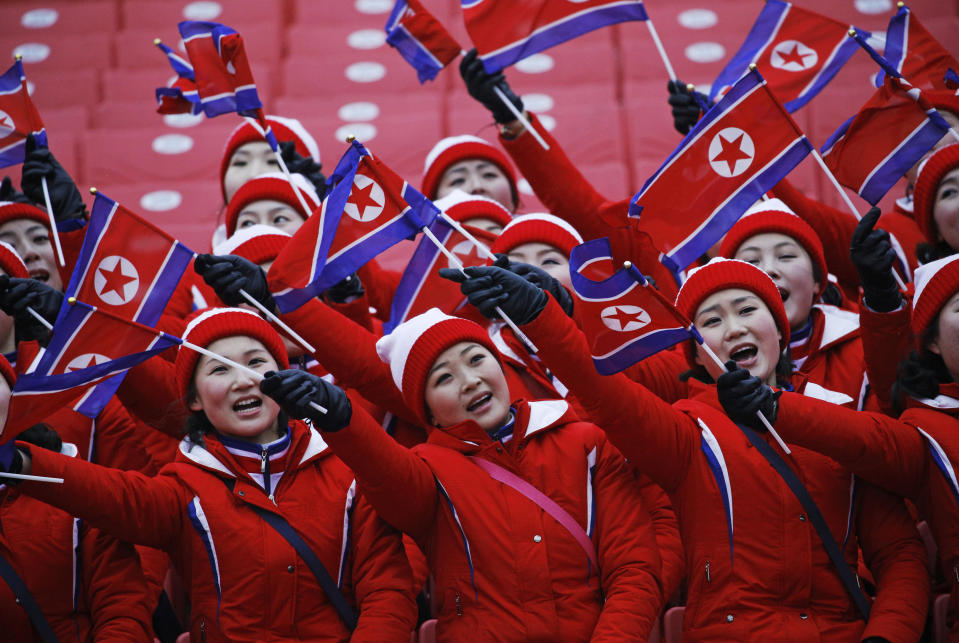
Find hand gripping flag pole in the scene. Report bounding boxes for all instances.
[420,225,539,353]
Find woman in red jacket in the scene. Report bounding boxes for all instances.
[258,308,666,641]
[6,308,417,642]
[449,257,930,641]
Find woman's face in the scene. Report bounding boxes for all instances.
[694,288,782,385]
[932,168,959,251]
[928,290,959,383]
[506,241,572,289]
[424,341,511,433]
[733,232,818,331]
[234,199,307,235]
[0,219,62,290]
[435,160,514,211]
[189,335,281,444]
[223,142,280,202]
[462,217,505,234]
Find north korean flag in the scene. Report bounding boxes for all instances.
[0,59,46,169]
[385,218,497,333]
[631,67,812,278]
[268,140,440,312]
[569,237,699,375]
[463,0,648,73]
[710,0,864,112]
[386,0,462,83]
[154,39,202,116]
[880,4,959,91]
[821,76,954,205]
[178,21,263,120]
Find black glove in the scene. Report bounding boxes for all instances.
[0,275,63,344]
[21,134,86,221]
[717,361,781,431]
[0,176,33,204]
[850,207,901,312]
[439,264,547,324]
[194,254,275,311]
[16,424,62,453]
[861,639,892,643]
[460,48,524,125]
[279,140,326,199]
[323,273,364,304]
[260,369,352,432]
[506,259,574,318]
[667,80,709,135]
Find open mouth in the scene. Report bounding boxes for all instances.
[233,397,263,414]
[778,286,790,303]
[466,392,492,413]
[729,344,758,364]
[29,269,50,283]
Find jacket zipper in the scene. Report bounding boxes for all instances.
[954,564,958,585]
[705,560,711,583]
[261,447,275,503]
[455,592,463,617]
[200,618,206,642]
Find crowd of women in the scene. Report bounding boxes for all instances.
[0,47,955,642]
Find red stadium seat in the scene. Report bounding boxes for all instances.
[663,605,685,643]
[0,33,113,73]
[119,0,284,31]
[933,593,952,643]
[0,2,119,37]
[416,618,437,643]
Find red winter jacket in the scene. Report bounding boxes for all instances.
[777,386,959,638]
[0,443,153,642]
[792,304,871,410]
[524,296,930,641]
[21,421,416,643]
[325,398,665,641]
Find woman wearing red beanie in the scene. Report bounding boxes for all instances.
[6,308,417,642]
[421,135,520,213]
[258,307,666,641]
[451,257,930,641]
[913,142,959,262]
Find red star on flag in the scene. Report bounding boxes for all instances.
[348,180,383,220]
[711,133,752,174]
[776,43,812,68]
[605,307,646,330]
[97,262,137,300]
[0,113,13,130]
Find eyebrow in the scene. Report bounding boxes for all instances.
[697,295,758,317]
[427,344,480,376]
[199,348,266,368]
[739,240,800,253]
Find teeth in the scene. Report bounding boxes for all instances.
[731,346,757,361]
[234,399,261,412]
[467,393,491,411]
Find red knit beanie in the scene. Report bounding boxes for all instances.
[913,143,959,244]
[719,198,828,296]
[0,240,28,278]
[375,308,501,425]
[175,308,290,404]
[433,190,513,230]
[0,201,50,231]
[219,115,320,201]
[214,224,291,267]
[676,258,790,366]
[223,172,320,237]
[421,135,518,204]
[491,213,584,258]
[0,353,15,389]
[911,254,959,343]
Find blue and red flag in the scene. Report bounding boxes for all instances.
[0,58,46,169]
[386,0,462,83]
[463,0,648,73]
[6,300,181,435]
[709,0,864,112]
[821,76,954,205]
[154,39,201,115]
[268,140,441,312]
[630,67,812,277]
[879,4,959,91]
[385,218,496,333]
[569,237,700,375]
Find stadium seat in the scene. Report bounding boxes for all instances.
[933,593,952,643]
[0,32,113,72]
[119,0,284,31]
[663,605,685,643]
[417,618,437,643]
[0,1,119,37]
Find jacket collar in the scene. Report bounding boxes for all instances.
[812,304,860,351]
[427,399,574,453]
[177,420,323,478]
[907,382,959,414]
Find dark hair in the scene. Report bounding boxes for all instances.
[916,240,955,265]
[818,281,844,307]
[891,320,953,414]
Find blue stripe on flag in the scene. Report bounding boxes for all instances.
[594,326,696,375]
[877,6,909,87]
[386,26,446,82]
[782,30,862,112]
[820,114,854,158]
[708,0,789,104]
[385,218,455,333]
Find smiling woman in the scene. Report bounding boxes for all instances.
[0,202,62,291]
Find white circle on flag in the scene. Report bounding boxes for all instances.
[522,93,554,113]
[678,9,717,29]
[338,101,380,121]
[348,29,386,50]
[13,43,50,64]
[538,114,557,131]
[515,54,554,74]
[770,40,818,72]
[355,0,392,15]
[0,111,14,137]
[94,255,140,306]
[344,174,385,222]
[21,9,59,29]
[601,305,651,332]
[335,123,377,143]
[450,239,481,269]
[152,133,194,155]
[163,113,204,128]
[517,178,534,196]
[65,353,110,372]
[854,0,892,14]
[345,61,386,83]
[684,42,725,63]
[141,190,182,212]
[709,127,755,178]
[182,2,222,20]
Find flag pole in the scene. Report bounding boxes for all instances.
[25,306,52,331]
[440,213,495,260]
[0,471,64,484]
[236,288,316,354]
[421,225,539,353]
[645,19,678,81]
[181,340,328,414]
[241,116,316,221]
[40,178,65,267]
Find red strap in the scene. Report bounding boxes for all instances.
[470,457,598,568]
